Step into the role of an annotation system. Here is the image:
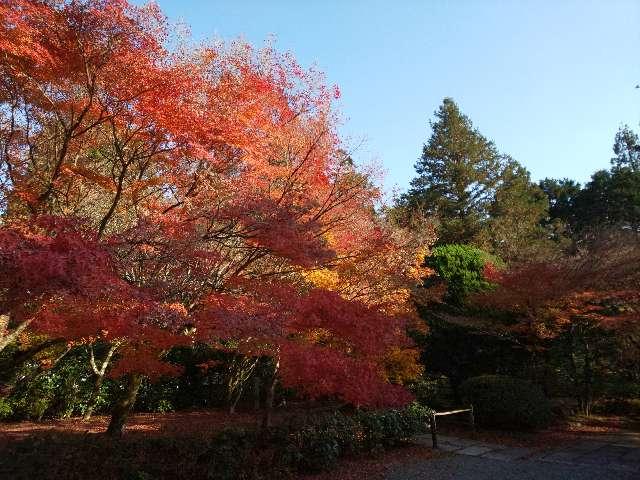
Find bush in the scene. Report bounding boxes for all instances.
[293,424,341,472]
[460,375,553,430]
[204,429,268,480]
[411,375,455,410]
[205,404,431,475]
[0,396,13,420]
[425,244,500,305]
[0,404,433,479]
[282,404,433,473]
[285,412,359,472]
[355,403,432,451]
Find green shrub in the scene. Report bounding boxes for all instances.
[460,375,553,430]
[356,403,433,450]
[425,244,500,305]
[0,404,433,479]
[202,404,433,476]
[294,425,341,472]
[285,412,360,471]
[411,375,455,410]
[0,396,13,420]
[204,429,266,480]
[155,399,174,413]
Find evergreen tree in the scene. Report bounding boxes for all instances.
[403,98,504,245]
[571,126,640,233]
[612,125,640,172]
[401,98,558,261]
[538,177,582,244]
[575,168,640,232]
[479,160,554,262]
[539,178,582,228]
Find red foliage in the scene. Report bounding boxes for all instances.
[476,235,640,340]
[197,280,413,406]
[280,343,413,407]
[0,217,119,314]
[0,0,420,409]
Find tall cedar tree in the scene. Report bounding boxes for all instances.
[404,98,503,245]
[402,98,553,262]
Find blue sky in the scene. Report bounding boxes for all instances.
[150,0,640,194]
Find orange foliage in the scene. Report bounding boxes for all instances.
[476,234,640,342]
[0,0,427,408]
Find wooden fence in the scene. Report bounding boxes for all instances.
[429,406,474,449]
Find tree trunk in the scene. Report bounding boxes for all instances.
[253,376,261,411]
[83,374,106,421]
[107,373,142,437]
[226,355,258,414]
[261,358,279,430]
[582,341,593,417]
[84,343,118,420]
[0,315,34,353]
[229,389,242,414]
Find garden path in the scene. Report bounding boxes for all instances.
[385,433,640,479]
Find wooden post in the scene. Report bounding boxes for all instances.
[469,404,475,431]
[430,412,438,449]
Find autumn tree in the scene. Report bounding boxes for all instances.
[0,0,423,434]
[475,232,640,411]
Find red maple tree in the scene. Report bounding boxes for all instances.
[0,0,424,434]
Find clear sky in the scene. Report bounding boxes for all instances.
[149,0,640,193]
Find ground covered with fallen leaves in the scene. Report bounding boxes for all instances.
[0,410,260,445]
[303,444,440,480]
[1,410,637,479]
[433,413,640,448]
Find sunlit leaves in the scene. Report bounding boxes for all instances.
[0,0,423,407]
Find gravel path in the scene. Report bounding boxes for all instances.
[385,453,638,480]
